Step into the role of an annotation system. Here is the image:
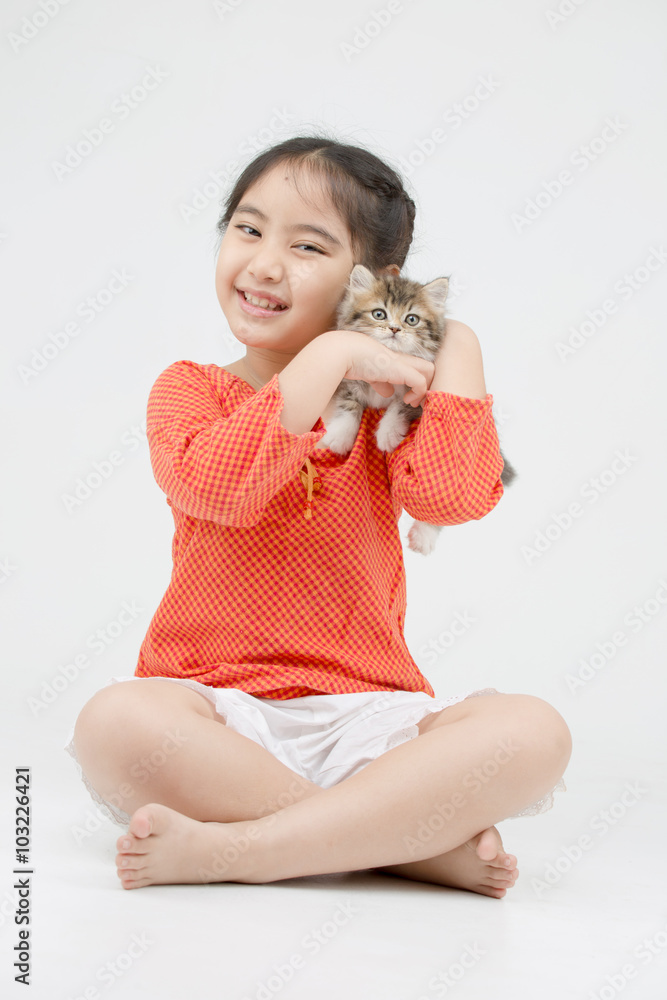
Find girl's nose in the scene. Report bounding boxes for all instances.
[247,247,284,282]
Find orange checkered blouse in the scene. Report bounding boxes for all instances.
[134,361,505,699]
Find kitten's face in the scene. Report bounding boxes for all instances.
[336,264,449,362]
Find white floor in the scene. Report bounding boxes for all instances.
[4,732,665,1000]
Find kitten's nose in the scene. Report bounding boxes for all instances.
[388,326,401,334]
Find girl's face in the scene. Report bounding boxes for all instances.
[215,163,357,357]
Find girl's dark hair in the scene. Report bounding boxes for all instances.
[213,133,416,272]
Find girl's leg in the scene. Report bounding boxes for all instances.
[72,679,323,822]
[115,692,572,888]
[370,699,525,891]
[75,679,518,894]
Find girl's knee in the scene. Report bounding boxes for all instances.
[73,679,217,766]
[504,693,572,767]
[74,684,123,745]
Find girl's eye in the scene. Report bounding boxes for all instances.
[371,308,387,320]
[234,225,324,254]
[405,314,420,326]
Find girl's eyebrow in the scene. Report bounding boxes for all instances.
[233,203,344,249]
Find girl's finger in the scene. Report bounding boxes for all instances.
[369,381,396,397]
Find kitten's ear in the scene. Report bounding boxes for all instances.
[422,276,450,312]
[347,264,376,291]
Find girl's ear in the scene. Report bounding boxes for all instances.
[382,263,401,276]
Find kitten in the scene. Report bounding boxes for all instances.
[317,264,517,555]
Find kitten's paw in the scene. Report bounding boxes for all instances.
[318,422,358,454]
[375,423,407,453]
[407,521,442,555]
[319,410,363,454]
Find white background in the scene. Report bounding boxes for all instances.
[1,1,666,998]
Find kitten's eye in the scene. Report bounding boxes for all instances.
[371,309,387,321]
[405,314,420,326]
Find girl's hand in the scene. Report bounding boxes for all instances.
[335,330,436,408]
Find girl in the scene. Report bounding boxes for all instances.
[65,134,571,895]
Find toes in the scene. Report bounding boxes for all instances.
[116,837,150,856]
[118,873,152,890]
[115,854,147,871]
[117,863,151,884]
[475,828,501,861]
[484,862,519,887]
[476,831,517,870]
[488,873,515,886]
[116,804,162,855]
[128,805,155,840]
[481,885,507,899]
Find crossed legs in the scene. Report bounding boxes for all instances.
[72,680,572,893]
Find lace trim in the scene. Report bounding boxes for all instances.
[386,725,420,751]
[64,729,131,827]
[506,776,567,819]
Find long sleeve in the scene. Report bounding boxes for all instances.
[384,389,505,524]
[146,361,326,526]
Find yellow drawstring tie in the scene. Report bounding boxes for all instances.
[298,457,323,519]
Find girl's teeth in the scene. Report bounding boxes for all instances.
[243,291,285,310]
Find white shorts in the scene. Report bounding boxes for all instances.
[64,676,565,827]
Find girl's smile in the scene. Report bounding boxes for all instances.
[236,287,290,316]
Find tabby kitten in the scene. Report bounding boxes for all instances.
[317,264,517,555]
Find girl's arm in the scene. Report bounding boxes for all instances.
[146,358,329,527]
[276,333,349,436]
[278,330,435,436]
[429,319,488,398]
[384,321,505,524]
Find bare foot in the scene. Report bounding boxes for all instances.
[376,826,519,898]
[114,802,266,890]
[115,806,518,897]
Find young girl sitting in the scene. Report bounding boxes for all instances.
[65,134,570,895]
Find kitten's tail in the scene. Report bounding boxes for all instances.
[499,449,517,487]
